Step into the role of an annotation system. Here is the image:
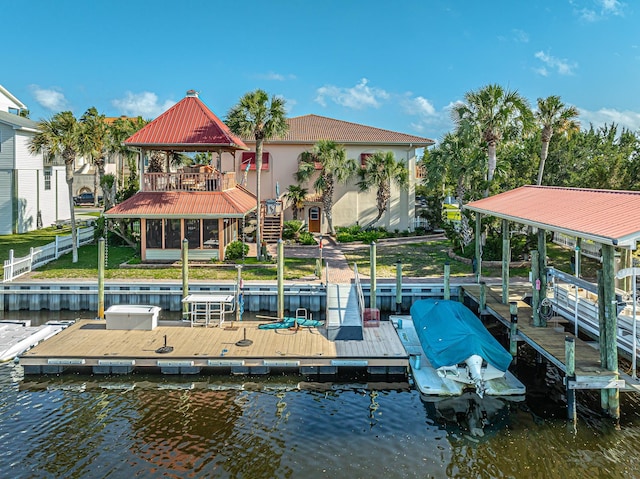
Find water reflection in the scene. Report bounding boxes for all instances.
[421,392,522,440]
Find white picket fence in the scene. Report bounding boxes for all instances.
[552,232,602,260]
[3,226,95,282]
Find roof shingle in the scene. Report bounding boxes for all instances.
[245,114,434,146]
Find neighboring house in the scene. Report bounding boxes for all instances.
[0,85,70,234]
[235,114,434,234]
[104,90,255,262]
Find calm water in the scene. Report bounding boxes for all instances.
[2,316,640,478]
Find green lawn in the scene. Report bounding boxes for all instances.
[10,234,601,282]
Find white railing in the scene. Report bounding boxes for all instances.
[3,226,95,282]
[353,263,365,324]
[552,233,601,260]
[411,217,430,231]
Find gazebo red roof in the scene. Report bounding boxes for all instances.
[104,188,256,218]
[124,91,248,151]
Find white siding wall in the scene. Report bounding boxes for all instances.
[52,167,71,223]
[230,143,418,234]
[0,123,14,168]
[16,169,38,233]
[0,170,12,234]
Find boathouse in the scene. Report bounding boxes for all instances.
[464,185,640,419]
[104,90,255,262]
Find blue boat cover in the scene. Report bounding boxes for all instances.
[410,299,512,372]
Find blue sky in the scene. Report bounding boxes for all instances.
[3,0,639,142]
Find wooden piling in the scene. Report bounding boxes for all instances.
[531,250,541,326]
[479,281,486,314]
[538,229,548,306]
[509,301,518,357]
[277,239,284,319]
[396,261,403,312]
[182,238,188,316]
[565,336,576,423]
[502,220,510,304]
[475,213,482,283]
[370,242,377,310]
[444,262,450,300]
[602,244,620,419]
[98,237,105,319]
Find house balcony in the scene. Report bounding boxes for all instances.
[142,171,237,192]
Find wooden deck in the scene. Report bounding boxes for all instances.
[462,284,624,388]
[19,319,408,376]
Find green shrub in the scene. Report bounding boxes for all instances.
[298,232,317,245]
[225,240,249,261]
[283,220,306,241]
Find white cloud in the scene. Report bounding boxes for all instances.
[403,95,437,117]
[579,107,640,132]
[573,0,625,21]
[512,29,530,43]
[112,91,175,118]
[315,78,389,109]
[30,85,68,111]
[534,51,577,75]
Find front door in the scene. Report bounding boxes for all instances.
[308,207,321,233]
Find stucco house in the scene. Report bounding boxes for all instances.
[0,85,70,234]
[236,114,434,234]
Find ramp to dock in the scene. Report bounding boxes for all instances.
[325,284,363,341]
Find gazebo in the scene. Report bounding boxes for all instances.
[464,185,640,418]
[104,90,255,261]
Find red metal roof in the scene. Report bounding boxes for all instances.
[124,92,248,150]
[464,186,640,247]
[104,188,256,218]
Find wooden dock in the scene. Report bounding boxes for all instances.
[461,284,635,391]
[19,319,408,376]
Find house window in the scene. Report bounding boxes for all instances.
[185,219,200,249]
[44,167,52,190]
[360,153,373,168]
[146,219,163,248]
[203,219,219,249]
[241,152,270,171]
[164,219,182,249]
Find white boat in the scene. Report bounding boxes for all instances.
[0,320,72,362]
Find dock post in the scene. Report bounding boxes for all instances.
[502,219,510,304]
[538,229,548,305]
[395,261,403,313]
[602,244,620,420]
[236,265,243,322]
[475,213,482,283]
[565,336,577,424]
[479,281,486,315]
[509,301,518,358]
[597,270,609,412]
[98,237,105,319]
[443,262,450,300]
[182,238,189,317]
[277,239,284,319]
[531,250,541,326]
[370,242,377,310]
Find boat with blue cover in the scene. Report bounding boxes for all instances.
[393,299,525,397]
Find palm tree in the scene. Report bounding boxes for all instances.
[296,140,357,235]
[226,90,288,259]
[356,151,408,226]
[452,84,533,196]
[106,116,146,192]
[535,96,580,186]
[79,107,108,207]
[285,184,308,220]
[29,111,81,262]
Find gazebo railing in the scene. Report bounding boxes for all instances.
[142,171,236,192]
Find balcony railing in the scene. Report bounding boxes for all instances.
[142,171,237,192]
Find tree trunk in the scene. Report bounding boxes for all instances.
[485,141,497,197]
[65,159,78,263]
[255,140,263,260]
[537,140,550,186]
[94,164,100,207]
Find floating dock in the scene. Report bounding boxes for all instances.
[0,320,71,362]
[19,319,408,376]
